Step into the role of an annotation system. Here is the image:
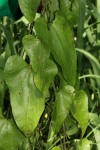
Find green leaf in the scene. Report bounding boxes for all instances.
[35,17,52,51]
[0,71,5,108]
[0,25,15,55]
[23,35,57,96]
[94,130,100,150]
[92,4,100,20]
[76,48,100,88]
[76,138,92,150]
[89,113,100,149]
[89,113,100,126]
[59,0,77,27]
[50,13,76,86]
[19,138,32,150]
[19,0,41,22]
[0,55,5,108]
[4,56,45,136]
[0,115,25,150]
[0,108,3,119]
[72,0,79,22]
[50,0,59,13]
[65,115,78,136]
[47,0,59,21]
[71,90,88,137]
[51,146,61,150]
[34,60,57,96]
[52,85,75,134]
[59,0,72,22]
[23,35,49,72]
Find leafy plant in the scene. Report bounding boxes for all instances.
[0,0,100,149]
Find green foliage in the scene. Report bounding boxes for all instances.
[59,0,79,27]
[76,138,92,150]
[19,0,41,22]
[0,55,5,108]
[23,35,57,96]
[71,90,88,137]
[4,56,45,136]
[50,13,76,86]
[0,111,25,150]
[51,85,75,134]
[0,0,100,149]
[51,146,61,150]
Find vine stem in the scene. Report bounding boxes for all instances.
[86,124,100,138]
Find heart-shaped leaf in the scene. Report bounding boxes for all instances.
[23,35,57,96]
[4,56,45,136]
[71,90,88,137]
[51,85,75,134]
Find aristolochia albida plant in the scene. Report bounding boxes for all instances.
[0,0,100,150]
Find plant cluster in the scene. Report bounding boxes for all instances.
[0,0,100,150]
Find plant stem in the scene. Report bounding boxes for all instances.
[77,0,86,72]
[77,0,86,48]
[46,127,55,150]
[97,0,100,44]
[48,136,63,150]
[86,124,100,138]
